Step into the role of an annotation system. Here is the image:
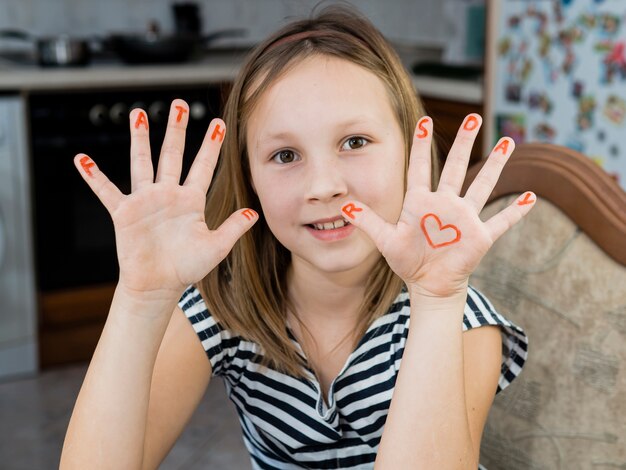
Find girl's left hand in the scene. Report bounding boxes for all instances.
[342,114,536,299]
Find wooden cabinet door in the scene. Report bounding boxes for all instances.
[421,96,485,166]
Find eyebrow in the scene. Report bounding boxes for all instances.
[259,117,382,145]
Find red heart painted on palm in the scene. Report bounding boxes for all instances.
[420,213,462,248]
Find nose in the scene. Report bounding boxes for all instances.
[304,157,348,203]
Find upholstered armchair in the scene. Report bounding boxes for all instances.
[462,143,626,468]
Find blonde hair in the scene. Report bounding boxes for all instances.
[197,5,438,378]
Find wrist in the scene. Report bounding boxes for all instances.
[406,281,468,314]
[113,282,183,319]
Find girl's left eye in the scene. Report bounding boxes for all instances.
[342,136,369,150]
[271,149,299,164]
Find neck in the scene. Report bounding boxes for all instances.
[286,254,379,328]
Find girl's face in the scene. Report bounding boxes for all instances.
[246,54,406,279]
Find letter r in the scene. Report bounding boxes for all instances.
[342,203,363,220]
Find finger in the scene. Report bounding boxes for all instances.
[129,107,153,191]
[74,154,124,213]
[484,192,537,242]
[155,99,190,184]
[184,118,226,192]
[209,208,259,264]
[464,137,515,212]
[437,114,482,195]
[407,116,433,191]
[340,200,394,252]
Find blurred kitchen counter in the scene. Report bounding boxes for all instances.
[0,53,482,104]
[0,55,245,91]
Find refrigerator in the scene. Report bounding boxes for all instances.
[484,0,626,190]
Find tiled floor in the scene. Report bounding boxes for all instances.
[0,364,251,469]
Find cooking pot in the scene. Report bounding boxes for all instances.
[105,27,247,64]
[0,29,92,66]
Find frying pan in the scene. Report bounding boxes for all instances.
[105,28,247,64]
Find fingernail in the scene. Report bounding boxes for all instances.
[462,114,480,131]
[79,155,96,177]
[242,208,257,220]
[211,122,225,142]
[517,192,535,206]
[493,137,513,156]
[416,117,430,139]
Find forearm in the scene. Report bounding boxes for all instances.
[60,284,181,469]
[375,286,477,469]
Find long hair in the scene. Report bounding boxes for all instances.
[196,4,439,378]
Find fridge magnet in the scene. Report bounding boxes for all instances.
[589,156,606,171]
[528,92,553,114]
[496,114,526,144]
[557,26,584,47]
[609,144,619,158]
[534,123,556,141]
[602,95,626,125]
[507,15,522,30]
[602,42,626,83]
[578,13,597,29]
[498,37,512,56]
[599,14,620,37]
[506,83,522,103]
[561,48,577,75]
[571,80,584,98]
[576,96,596,130]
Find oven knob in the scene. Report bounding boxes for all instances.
[190,101,206,120]
[89,104,108,126]
[149,101,167,122]
[109,103,128,125]
[129,102,147,113]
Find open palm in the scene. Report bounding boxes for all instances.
[74,100,257,295]
[343,114,535,297]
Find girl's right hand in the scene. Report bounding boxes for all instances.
[74,99,258,298]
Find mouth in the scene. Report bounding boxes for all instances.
[306,219,351,231]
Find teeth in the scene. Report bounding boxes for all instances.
[312,219,349,230]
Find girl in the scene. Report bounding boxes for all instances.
[61,6,531,469]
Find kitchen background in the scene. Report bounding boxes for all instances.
[0,0,454,51]
[0,1,486,467]
[5,0,623,468]
[0,0,487,381]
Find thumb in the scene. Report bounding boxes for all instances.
[210,208,259,262]
[341,201,393,252]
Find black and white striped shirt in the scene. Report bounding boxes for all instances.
[179,285,528,469]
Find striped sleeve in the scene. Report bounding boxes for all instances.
[463,285,528,394]
[178,285,240,377]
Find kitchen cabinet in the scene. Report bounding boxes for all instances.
[421,95,485,167]
[39,283,115,367]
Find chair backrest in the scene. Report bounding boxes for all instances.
[463,143,626,469]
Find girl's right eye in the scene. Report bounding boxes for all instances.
[271,150,299,164]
